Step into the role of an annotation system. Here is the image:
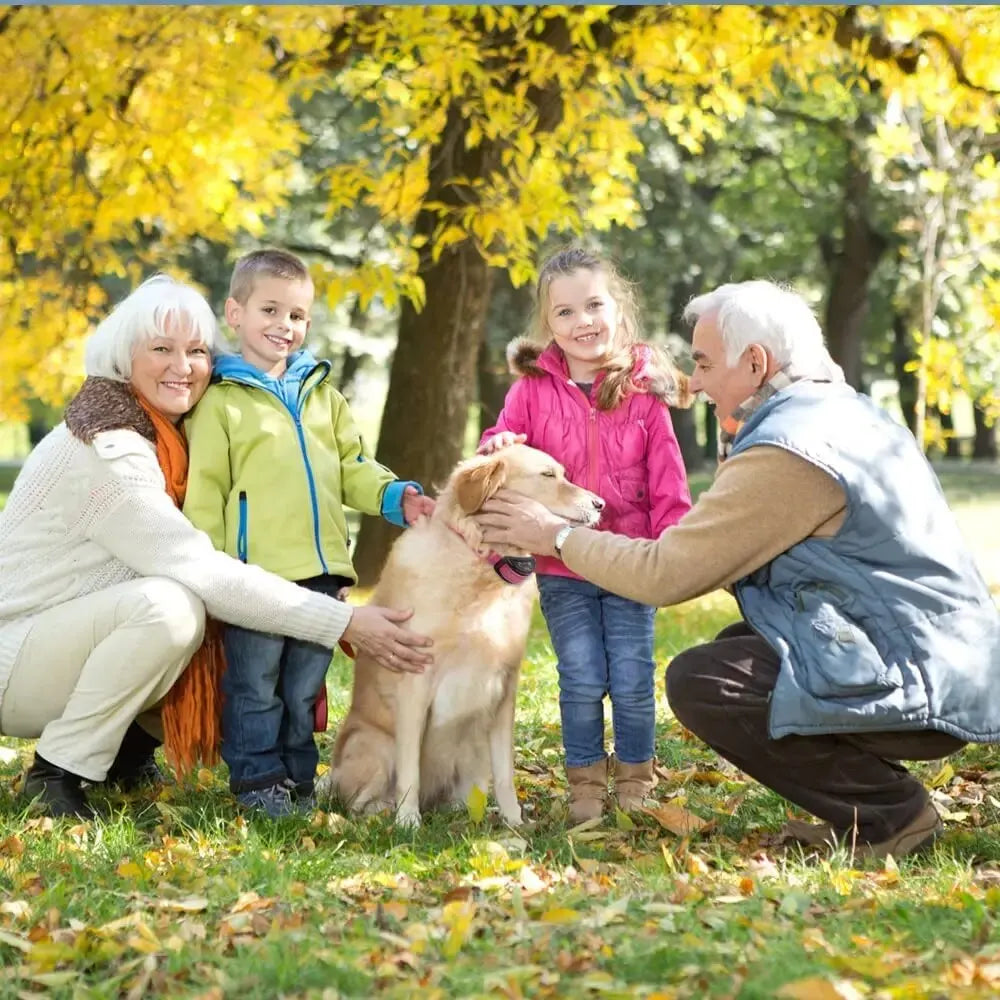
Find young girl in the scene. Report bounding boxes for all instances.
[480,245,692,823]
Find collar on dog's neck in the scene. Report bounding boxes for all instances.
[447,524,535,585]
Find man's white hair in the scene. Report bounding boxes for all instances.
[85,275,219,381]
[683,280,828,369]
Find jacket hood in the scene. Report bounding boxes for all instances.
[213,348,322,385]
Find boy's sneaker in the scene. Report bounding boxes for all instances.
[282,778,317,813]
[236,782,297,818]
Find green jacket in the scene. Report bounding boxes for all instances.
[184,350,417,583]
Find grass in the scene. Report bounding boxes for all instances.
[3,594,1000,998]
[1,465,1000,996]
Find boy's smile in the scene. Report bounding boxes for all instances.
[225,275,313,376]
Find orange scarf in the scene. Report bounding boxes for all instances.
[136,396,226,776]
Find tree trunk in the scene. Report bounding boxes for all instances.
[973,402,998,461]
[702,403,717,462]
[352,105,497,585]
[478,267,532,438]
[821,139,886,389]
[938,407,962,459]
[891,309,919,436]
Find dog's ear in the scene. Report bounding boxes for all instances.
[454,456,508,514]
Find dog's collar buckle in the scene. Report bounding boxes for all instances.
[489,553,536,585]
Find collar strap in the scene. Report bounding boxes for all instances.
[448,525,535,585]
[489,553,536,584]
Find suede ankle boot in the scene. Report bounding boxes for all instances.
[613,756,657,811]
[106,722,165,791]
[22,754,94,819]
[566,757,609,824]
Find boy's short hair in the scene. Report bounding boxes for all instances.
[229,249,311,304]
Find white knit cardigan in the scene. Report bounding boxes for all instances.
[0,425,352,708]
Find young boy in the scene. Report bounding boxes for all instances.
[184,249,433,817]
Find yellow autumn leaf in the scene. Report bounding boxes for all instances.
[466,784,487,823]
[539,907,580,924]
[115,860,145,880]
[776,977,864,1000]
[440,899,476,959]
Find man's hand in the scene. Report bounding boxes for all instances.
[342,605,433,673]
[471,489,566,556]
[478,432,527,455]
[402,485,435,526]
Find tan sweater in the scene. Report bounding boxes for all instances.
[561,446,846,607]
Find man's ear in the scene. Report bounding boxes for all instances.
[454,456,508,514]
[747,343,768,380]
[224,297,242,330]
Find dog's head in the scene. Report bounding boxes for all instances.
[440,444,604,556]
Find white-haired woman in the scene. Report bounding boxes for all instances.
[0,276,432,819]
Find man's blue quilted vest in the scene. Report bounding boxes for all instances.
[730,381,1000,741]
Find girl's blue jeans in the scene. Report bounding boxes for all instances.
[536,573,657,768]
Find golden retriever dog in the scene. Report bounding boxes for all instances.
[317,444,604,827]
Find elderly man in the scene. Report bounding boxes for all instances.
[474,279,1000,859]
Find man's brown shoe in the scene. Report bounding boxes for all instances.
[778,802,942,860]
[857,803,943,861]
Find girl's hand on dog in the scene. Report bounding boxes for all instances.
[342,605,433,673]
[402,485,435,525]
[478,432,527,455]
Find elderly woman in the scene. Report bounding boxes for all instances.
[0,276,432,819]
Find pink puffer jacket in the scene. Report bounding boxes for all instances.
[481,341,692,579]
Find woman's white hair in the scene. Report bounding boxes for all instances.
[683,280,828,369]
[84,274,219,381]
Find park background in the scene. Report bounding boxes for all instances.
[2,5,1000,998]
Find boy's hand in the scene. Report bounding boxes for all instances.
[478,432,526,455]
[402,485,435,525]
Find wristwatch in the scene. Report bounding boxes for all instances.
[553,524,574,558]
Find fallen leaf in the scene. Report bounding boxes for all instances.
[467,784,487,823]
[644,803,710,836]
[777,977,864,999]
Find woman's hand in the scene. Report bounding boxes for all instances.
[402,485,435,526]
[342,605,433,673]
[471,489,566,555]
[477,432,527,455]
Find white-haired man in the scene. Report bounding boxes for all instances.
[473,279,1000,859]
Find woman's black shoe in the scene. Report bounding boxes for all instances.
[106,723,167,791]
[22,754,94,819]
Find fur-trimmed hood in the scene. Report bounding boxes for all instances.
[64,377,156,445]
[505,338,691,409]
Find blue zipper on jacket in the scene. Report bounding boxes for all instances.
[213,352,332,574]
[237,491,248,563]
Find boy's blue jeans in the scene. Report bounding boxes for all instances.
[537,574,657,768]
[221,575,349,793]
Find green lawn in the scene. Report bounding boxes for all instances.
[0,463,999,997]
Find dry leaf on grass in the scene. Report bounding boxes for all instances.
[642,803,711,836]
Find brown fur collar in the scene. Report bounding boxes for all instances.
[64,377,156,445]
[506,337,545,378]
[504,337,692,409]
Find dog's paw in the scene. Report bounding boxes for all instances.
[314,771,334,802]
[499,807,523,828]
[396,807,422,829]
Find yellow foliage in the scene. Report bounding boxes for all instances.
[0,5,317,417]
[3,5,998,415]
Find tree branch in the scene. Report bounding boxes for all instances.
[834,7,1000,97]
